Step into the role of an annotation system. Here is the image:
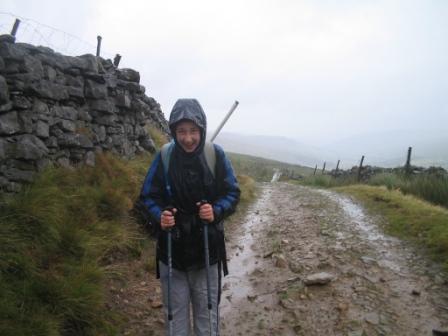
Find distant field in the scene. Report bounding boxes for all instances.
[227,152,314,182]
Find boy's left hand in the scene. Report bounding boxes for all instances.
[197,202,214,223]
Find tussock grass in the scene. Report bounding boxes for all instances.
[146,125,169,150]
[0,153,147,336]
[237,174,256,205]
[336,185,448,270]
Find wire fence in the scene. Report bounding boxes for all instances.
[0,11,115,59]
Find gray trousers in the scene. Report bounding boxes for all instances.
[159,262,220,336]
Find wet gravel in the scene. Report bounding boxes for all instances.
[221,182,448,336]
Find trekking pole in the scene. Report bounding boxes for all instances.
[164,206,175,336]
[210,100,239,142]
[199,200,213,336]
[167,228,173,336]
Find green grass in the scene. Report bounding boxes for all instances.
[301,171,448,209]
[0,153,149,336]
[0,150,254,335]
[335,185,448,270]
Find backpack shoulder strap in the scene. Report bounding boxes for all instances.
[204,141,216,178]
[160,141,174,198]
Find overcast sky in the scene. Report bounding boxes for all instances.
[1,0,447,145]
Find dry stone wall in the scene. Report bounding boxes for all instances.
[0,34,169,192]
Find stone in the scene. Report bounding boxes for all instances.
[95,114,117,126]
[89,99,116,113]
[0,138,6,159]
[85,79,107,99]
[78,109,92,122]
[0,42,27,61]
[117,68,140,83]
[52,106,78,120]
[85,151,95,166]
[304,272,335,286]
[33,100,50,117]
[364,312,380,325]
[273,254,288,268]
[117,79,142,92]
[67,86,85,99]
[104,73,118,88]
[56,119,76,132]
[29,81,69,100]
[0,111,20,135]
[0,34,15,43]
[78,134,94,149]
[43,65,57,81]
[139,135,156,152]
[58,134,81,148]
[17,110,33,133]
[115,90,131,108]
[76,54,99,73]
[9,134,49,160]
[11,95,31,109]
[3,167,36,183]
[22,55,44,78]
[92,125,107,142]
[0,75,9,105]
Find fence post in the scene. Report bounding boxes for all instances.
[113,54,121,67]
[405,147,412,175]
[357,155,365,182]
[322,162,326,174]
[313,164,317,176]
[11,18,21,37]
[96,35,102,57]
[335,160,340,174]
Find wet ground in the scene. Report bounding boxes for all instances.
[220,182,448,336]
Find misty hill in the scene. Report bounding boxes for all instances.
[214,130,448,170]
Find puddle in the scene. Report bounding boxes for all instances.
[220,185,271,315]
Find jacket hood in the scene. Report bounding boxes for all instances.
[169,99,207,154]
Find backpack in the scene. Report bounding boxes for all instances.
[131,141,216,237]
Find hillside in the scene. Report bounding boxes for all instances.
[214,130,448,170]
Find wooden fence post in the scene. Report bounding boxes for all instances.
[322,162,326,174]
[335,160,340,174]
[405,147,412,175]
[96,35,102,57]
[313,164,317,176]
[357,155,365,182]
[11,18,21,37]
[113,54,121,67]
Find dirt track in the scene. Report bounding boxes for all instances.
[114,182,448,335]
[220,182,448,336]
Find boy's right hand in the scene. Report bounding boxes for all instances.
[161,208,177,230]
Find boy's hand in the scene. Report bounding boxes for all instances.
[197,202,214,223]
[161,208,177,230]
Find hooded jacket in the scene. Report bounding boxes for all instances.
[140,99,240,275]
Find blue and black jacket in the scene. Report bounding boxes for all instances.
[139,99,240,277]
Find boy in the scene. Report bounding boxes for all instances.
[140,98,240,335]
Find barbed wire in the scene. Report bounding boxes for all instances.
[0,11,115,59]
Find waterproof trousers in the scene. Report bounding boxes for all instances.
[159,262,220,336]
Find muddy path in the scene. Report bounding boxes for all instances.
[220,182,448,336]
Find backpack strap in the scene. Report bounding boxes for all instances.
[160,141,174,198]
[203,141,216,178]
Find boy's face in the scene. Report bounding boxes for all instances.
[175,120,201,153]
